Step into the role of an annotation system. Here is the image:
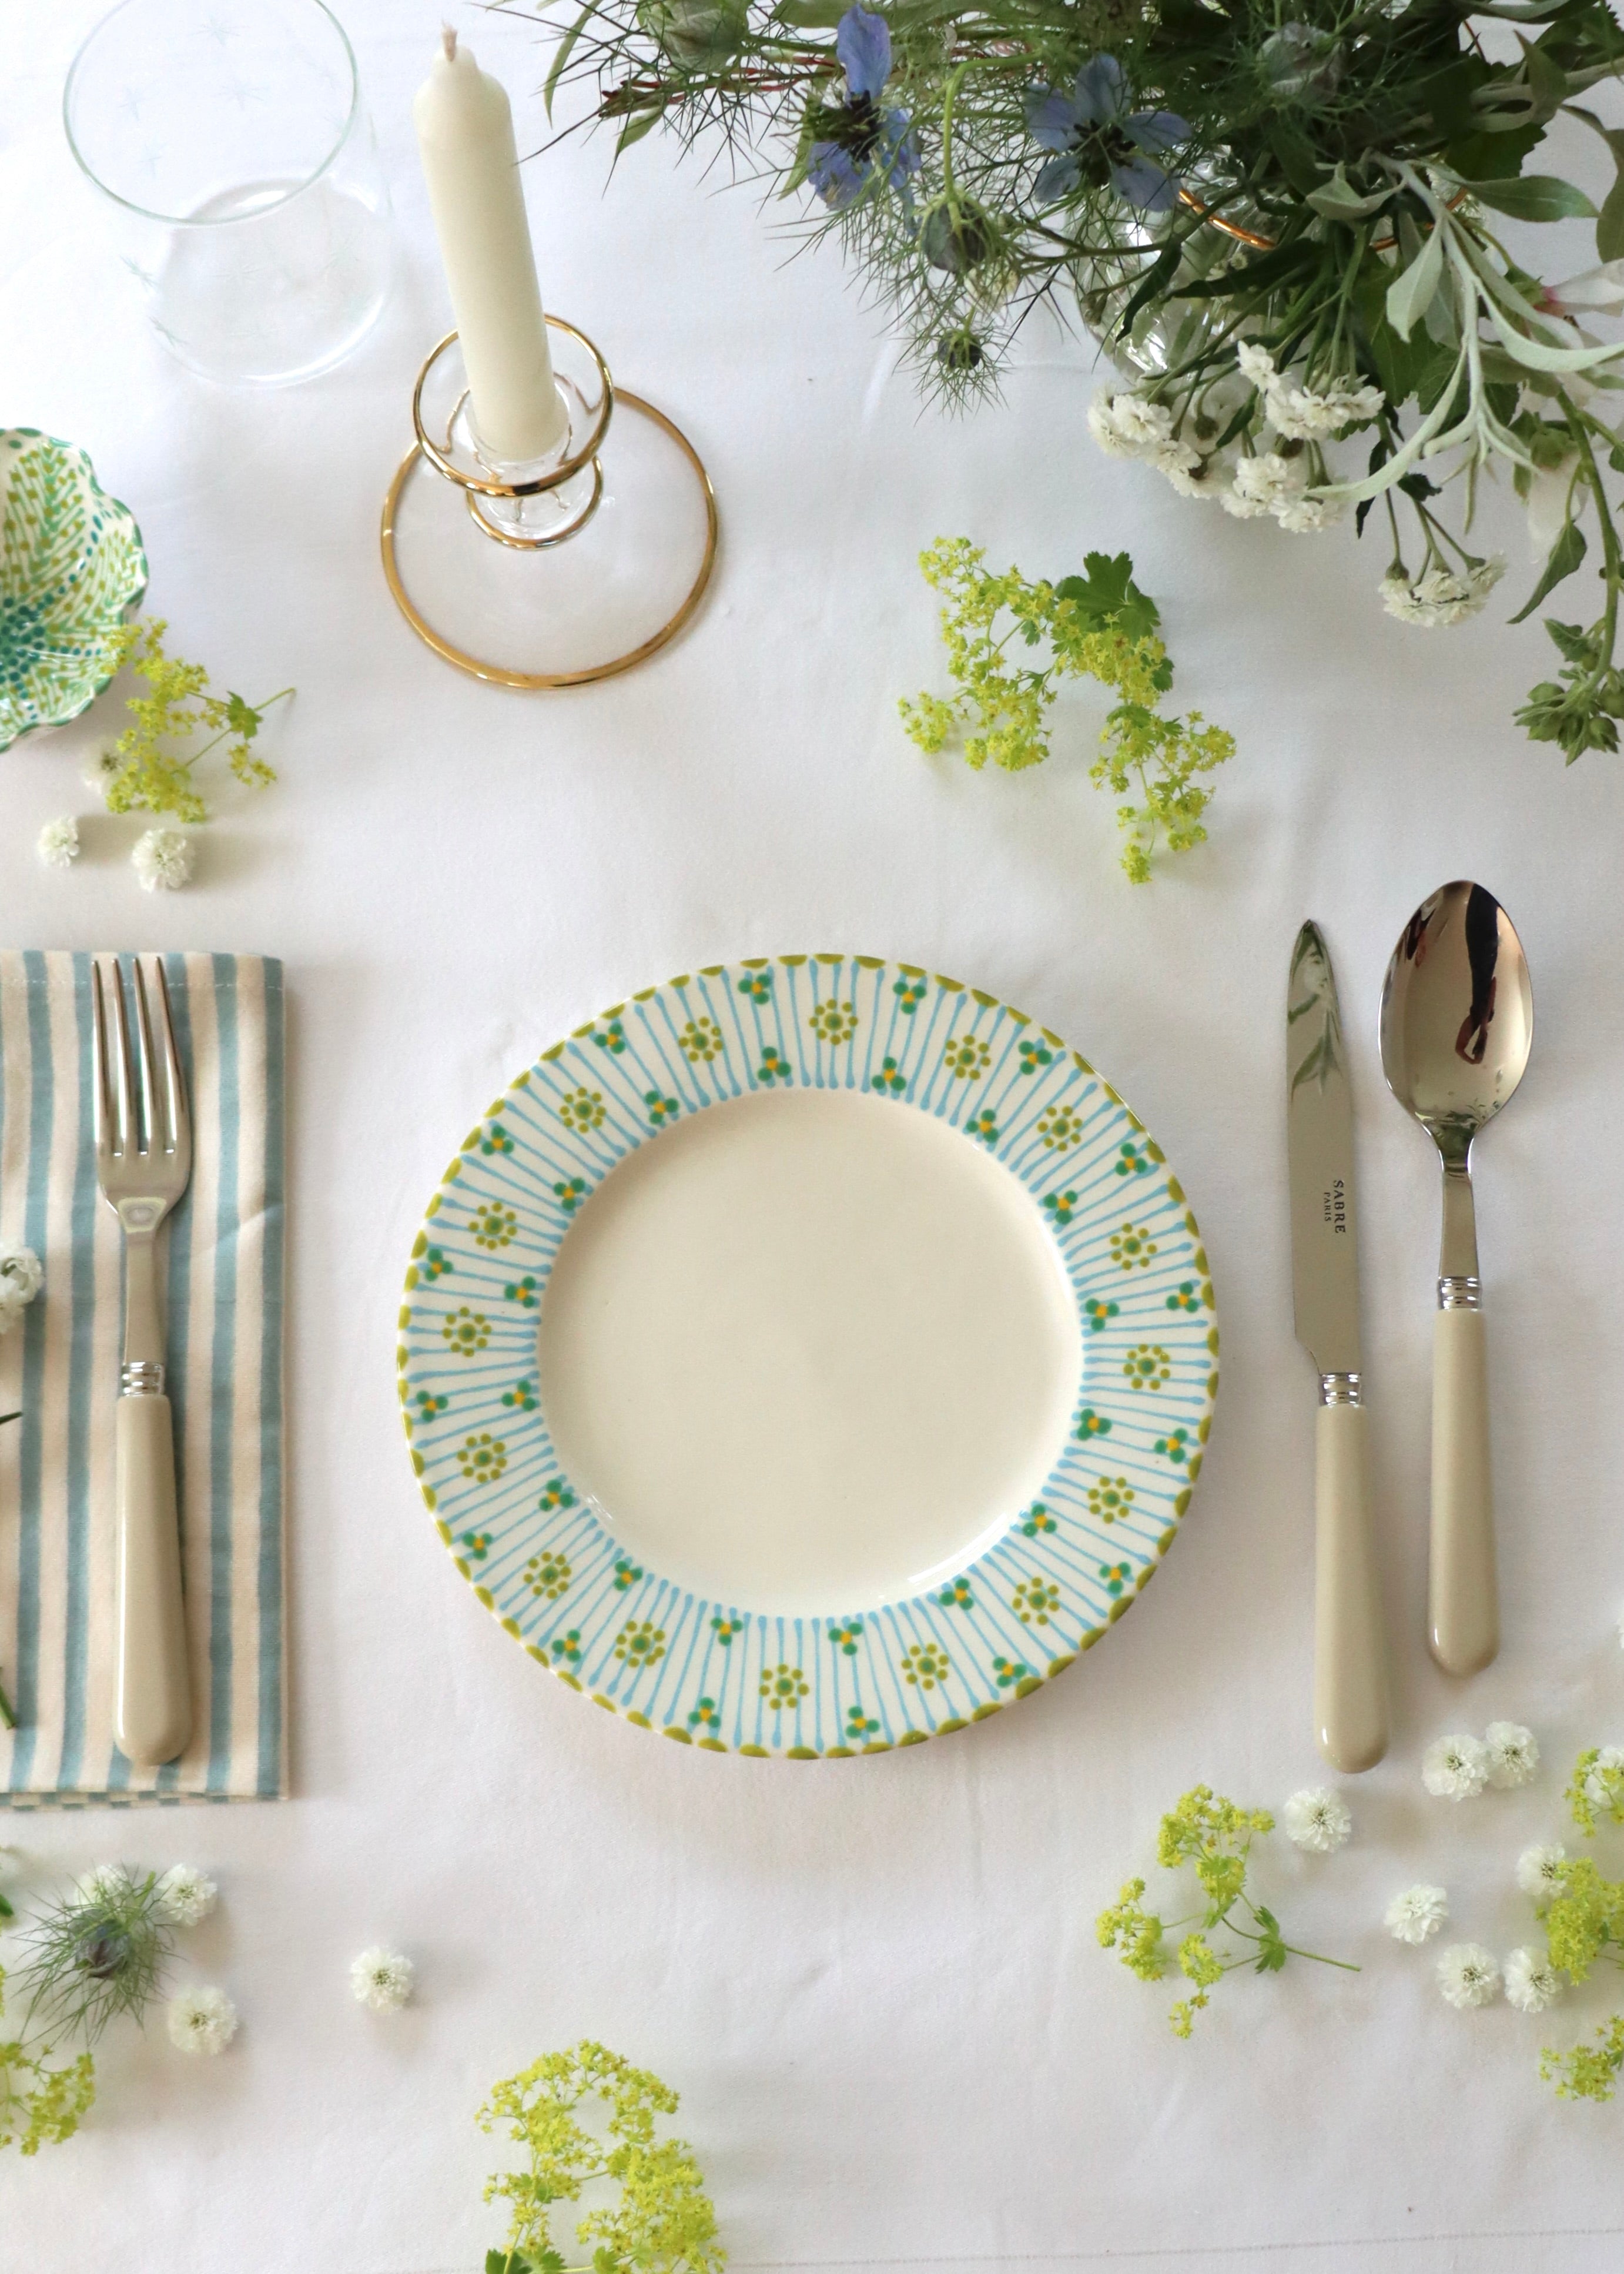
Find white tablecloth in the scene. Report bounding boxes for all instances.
[5,3,1624,2266]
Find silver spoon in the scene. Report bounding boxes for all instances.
[1379,882,1533,1676]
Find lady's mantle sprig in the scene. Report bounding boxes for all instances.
[902,539,1234,881]
[478,2039,724,2274]
[1097,1786,1357,2038]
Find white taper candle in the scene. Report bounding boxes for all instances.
[413,29,570,463]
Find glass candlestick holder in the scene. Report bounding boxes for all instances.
[380,321,717,687]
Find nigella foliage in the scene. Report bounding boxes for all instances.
[533,0,1624,758]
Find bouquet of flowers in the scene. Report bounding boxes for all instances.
[537,0,1624,755]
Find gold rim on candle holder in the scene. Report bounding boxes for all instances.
[381,320,719,689]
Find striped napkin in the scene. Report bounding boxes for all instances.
[0,953,285,1806]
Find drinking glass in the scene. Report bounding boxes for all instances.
[64,0,392,386]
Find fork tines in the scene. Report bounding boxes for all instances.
[92,958,190,1168]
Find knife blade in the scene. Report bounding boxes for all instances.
[1287,921,1388,1773]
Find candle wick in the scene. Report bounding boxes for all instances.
[441,23,457,60]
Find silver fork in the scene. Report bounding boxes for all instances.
[92,957,193,1767]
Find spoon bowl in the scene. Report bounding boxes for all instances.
[1379,881,1532,1678]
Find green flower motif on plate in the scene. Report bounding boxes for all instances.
[1076,1407,1111,1440]
[677,1017,725,1063]
[554,1178,588,1214]
[901,1641,949,1691]
[846,1702,880,1740]
[460,1529,490,1560]
[613,1558,644,1590]
[688,1695,722,1732]
[502,1379,539,1412]
[1042,1190,1077,1228]
[1020,1501,1056,1536]
[592,1019,627,1054]
[1155,1427,1192,1467]
[645,1091,681,1126]
[1037,1105,1083,1152]
[0,430,148,751]
[443,1306,489,1356]
[761,1663,809,1708]
[551,1629,582,1667]
[1114,1141,1151,1177]
[525,1550,572,1600]
[758,1046,793,1085]
[893,977,926,1012]
[414,1389,448,1420]
[1124,1343,1173,1391]
[808,1000,859,1046]
[993,1656,1031,1688]
[1084,1297,1119,1333]
[943,1032,990,1081]
[1013,1576,1060,1627]
[504,1275,538,1306]
[828,1618,863,1654]
[418,1243,451,1282]
[470,1203,518,1251]
[737,970,773,1002]
[615,1618,666,1669]
[1089,1476,1134,1523]
[458,1432,506,1483]
[1111,1223,1157,1270]
[1166,1280,1200,1312]
[1017,1038,1054,1075]
[870,1056,906,1096]
[481,1124,515,1156]
[711,1614,744,1644]
[937,1575,974,1610]
[557,1086,607,1133]
[1099,1561,1132,1599]
[539,1476,577,1511]
[966,1108,998,1145]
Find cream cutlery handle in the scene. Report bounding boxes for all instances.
[1430,1305,1498,1677]
[114,1392,192,1767]
[1314,1401,1388,1773]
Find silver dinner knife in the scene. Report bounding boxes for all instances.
[1288,922,1388,1773]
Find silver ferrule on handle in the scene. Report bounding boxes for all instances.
[1318,1371,1363,1407]
[1439,1275,1482,1310]
[120,1359,166,1395]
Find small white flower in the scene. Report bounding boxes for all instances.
[75,1862,133,1905]
[168,1984,237,2056]
[1504,1945,1562,2014]
[1157,449,1226,500]
[1235,340,1277,388]
[1218,479,1273,520]
[1484,1721,1539,1790]
[1275,492,1345,534]
[132,827,195,894]
[1582,1746,1624,1812]
[1381,559,1505,628]
[1283,1787,1352,1853]
[1385,1884,1449,1945]
[350,1945,414,2013]
[1267,376,1385,440]
[1518,1842,1568,1910]
[0,1245,42,1339]
[1087,389,1173,458]
[36,816,79,871]
[1230,450,1307,516]
[155,1865,218,1928]
[1422,1733,1491,1800]
[81,748,119,798]
[1437,1942,1502,2009]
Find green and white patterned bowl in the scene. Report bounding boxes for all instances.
[0,429,148,752]
[399,957,1220,1758]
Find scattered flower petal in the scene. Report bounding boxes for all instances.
[1484,1721,1539,1790]
[1437,1942,1502,2009]
[350,1945,415,2013]
[168,1984,237,2055]
[1505,1945,1562,2014]
[1283,1787,1352,1853]
[1385,1884,1449,1944]
[154,1865,217,1928]
[1422,1733,1491,1800]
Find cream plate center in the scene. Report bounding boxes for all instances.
[535,1087,1083,1616]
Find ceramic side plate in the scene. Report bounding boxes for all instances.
[399,957,1219,1757]
[0,429,148,752]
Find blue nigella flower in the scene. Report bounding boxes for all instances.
[1023,55,1188,212]
[807,5,920,210]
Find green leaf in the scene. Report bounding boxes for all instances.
[613,100,667,154]
[1387,226,1445,343]
[1055,551,1161,641]
[1305,168,1395,222]
[544,4,597,119]
[1599,173,1624,264]
[1463,173,1596,223]
[1511,520,1588,622]
[224,691,260,739]
[1522,35,1568,117]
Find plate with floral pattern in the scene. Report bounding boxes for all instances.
[399,957,1218,1757]
[0,429,147,751]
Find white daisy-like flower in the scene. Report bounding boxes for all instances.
[132,827,195,894]
[1437,1942,1502,2009]
[155,1865,218,1928]
[1385,1884,1449,1945]
[1218,480,1273,520]
[1087,389,1175,459]
[1230,450,1307,516]
[1484,1721,1539,1790]
[1275,492,1346,534]
[1381,559,1505,628]
[81,748,119,798]
[350,1945,415,2013]
[1283,1787,1352,1853]
[1504,1945,1562,2014]
[36,816,80,871]
[1518,1842,1568,1910]
[1235,340,1277,388]
[0,1244,43,1339]
[1422,1733,1491,1800]
[1581,1746,1624,1813]
[1267,376,1385,440]
[168,1984,237,2056]
[1158,450,1226,500]
[75,1862,134,1905]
